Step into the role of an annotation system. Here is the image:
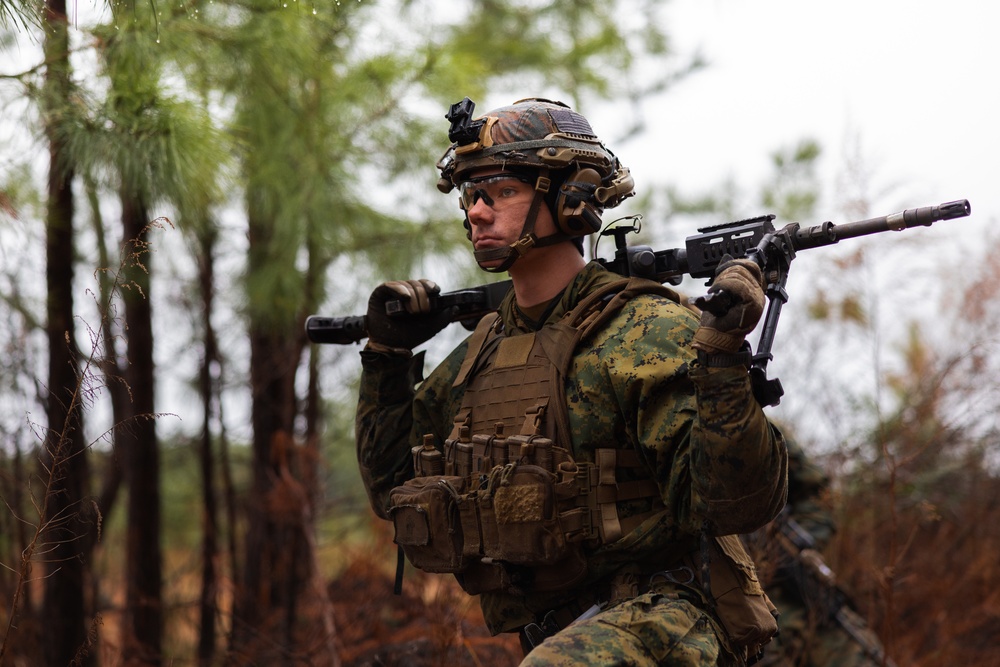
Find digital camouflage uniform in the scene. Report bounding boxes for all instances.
[357,261,788,665]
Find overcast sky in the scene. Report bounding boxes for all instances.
[583,1,1000,446]
[608,0,998,233]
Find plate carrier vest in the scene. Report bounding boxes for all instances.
[386,275,780,660]
[388,277,678,595]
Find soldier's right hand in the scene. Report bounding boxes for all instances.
[365,279,452,351]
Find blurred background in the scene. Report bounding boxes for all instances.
[1,0,997,665]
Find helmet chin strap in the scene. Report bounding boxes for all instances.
[472,170,573,273]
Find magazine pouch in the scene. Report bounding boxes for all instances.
[708,534,779,659]
[461,463,588,594]
[388,475,468,573]
[490,464,568,564]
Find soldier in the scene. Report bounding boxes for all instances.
[355,97,788,666]
[749,437,895,667]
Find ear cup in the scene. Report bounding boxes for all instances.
[555,167,604,236]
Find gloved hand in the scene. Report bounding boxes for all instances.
[365,279,452,352]
[691,256,766,356]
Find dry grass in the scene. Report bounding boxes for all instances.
[332,468,1000,667]
[830,472,1000,667]
[329,522,522,667]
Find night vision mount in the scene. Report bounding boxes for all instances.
[446,97,486,146]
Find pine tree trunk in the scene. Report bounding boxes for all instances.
[41,0,93,663]
[229,211,337,666]
[120,195,163,666]
[196,230,220,666]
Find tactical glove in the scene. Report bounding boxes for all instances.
[365,279,452,353]
[691,256,766,356]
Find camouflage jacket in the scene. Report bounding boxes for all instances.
[356,261,787,634]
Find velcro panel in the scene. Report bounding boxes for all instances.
[495,333,535,368]
[495,484,545,524]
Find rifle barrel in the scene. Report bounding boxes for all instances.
[809,199,971,245]
[306,315,368,345]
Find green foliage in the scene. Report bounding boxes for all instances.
[661,177,742,222]
[24,5,231,225]
[0,162,41,221]
[93,440,249,549]
[760,138,821,221]
[640,137,822,246]
[0,1,717,660]
[0,0,40,34]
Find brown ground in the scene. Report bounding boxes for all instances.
[329,552,522,667]
[329,472,1000,667]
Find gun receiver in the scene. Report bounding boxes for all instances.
[307,199,970,407]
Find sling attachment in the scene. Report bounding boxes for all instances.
[596,449,623,543]
[393,544,405,595]
[520,399,548,435]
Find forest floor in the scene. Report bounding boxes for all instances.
[328,470,1000,667]
[329,551,522,667]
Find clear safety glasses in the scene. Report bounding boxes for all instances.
[458,174,535,211]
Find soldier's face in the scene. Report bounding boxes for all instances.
[463,168,556,268]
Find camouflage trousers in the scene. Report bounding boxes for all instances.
[519,592,737,667]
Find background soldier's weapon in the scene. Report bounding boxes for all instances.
[769,508,899,667]
[307,199,970,406]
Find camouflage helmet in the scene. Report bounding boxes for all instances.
[436,97,634,212]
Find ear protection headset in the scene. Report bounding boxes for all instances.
[554,165,636,237]
[554,167,604,236]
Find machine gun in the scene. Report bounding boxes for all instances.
[595,199,970,406]
[306,199,970,406]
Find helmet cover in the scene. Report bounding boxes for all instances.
[437,97,634,210]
